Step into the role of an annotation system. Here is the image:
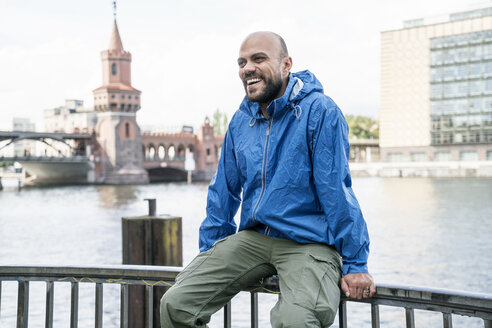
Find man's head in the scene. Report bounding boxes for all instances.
[237,31,292,108]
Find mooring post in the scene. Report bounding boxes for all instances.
[122,199,183,328]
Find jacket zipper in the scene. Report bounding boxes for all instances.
[252,103,276,235]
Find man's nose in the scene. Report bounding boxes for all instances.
[242,61,256,74]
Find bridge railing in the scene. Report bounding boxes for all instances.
[0,265,491,328]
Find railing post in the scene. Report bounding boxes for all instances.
[443,313,453,328]
[371,304,380,328]
[405,308,415,328]
[95,283,103,328]
[224,301,231,328]
[145,285,153,328]
[45,281,54,328]
[121,284,129,328]
[17,281,29,328]
[251,292,258,328]
[70,282,79,328]
[338,301,347,328]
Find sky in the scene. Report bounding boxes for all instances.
[0,0,488,131]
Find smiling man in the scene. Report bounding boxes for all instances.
[160,31,375,328]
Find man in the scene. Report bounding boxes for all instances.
[160,31,375,328]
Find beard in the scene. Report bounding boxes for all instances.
[244,72,283,105]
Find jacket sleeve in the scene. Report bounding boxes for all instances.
[198,128,242,252]
[310,101,370,275]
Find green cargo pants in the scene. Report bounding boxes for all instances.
[160,230,342,327]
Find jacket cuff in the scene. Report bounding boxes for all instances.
[342,262,368,276]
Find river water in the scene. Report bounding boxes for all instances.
[0,177,491,327]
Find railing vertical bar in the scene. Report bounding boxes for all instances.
[443,313,453,328]
[95,283,103,328]
[251,292,258,328]
[145,285,153,328]
[338,301,347,328]
[16,280,29,328]
[405,308,415,328]
[70,282,79,328]
[484,319,492,328]
[371,304,380,328]
[120,284,128,328]
[223,301,231,328]
[45,281,54,328]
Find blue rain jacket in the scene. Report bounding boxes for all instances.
[199,70,369,275]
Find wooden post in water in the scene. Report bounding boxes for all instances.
[122,199,182,328]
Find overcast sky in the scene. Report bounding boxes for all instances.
[0,0,487,131]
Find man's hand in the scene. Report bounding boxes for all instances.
[341,273,376,299]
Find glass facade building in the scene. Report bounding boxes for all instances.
[380,6,492,162]
[430,31,492,145]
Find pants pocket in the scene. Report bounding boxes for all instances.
[293,252,342,325]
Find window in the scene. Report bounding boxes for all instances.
[410,152,426,162]
[460,151,478,161]
[487,151,492,160]
[469,63,482,78]
[431,84,443,99]
[387,153,404,162]
[206,148,211,156]
[125,122,130,138]
[435,152,451,161]
[112,63,117,75]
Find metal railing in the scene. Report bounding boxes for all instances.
[0,265,491,328]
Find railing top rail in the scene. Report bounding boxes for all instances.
[1,265,491,320]
[0,264,181,281]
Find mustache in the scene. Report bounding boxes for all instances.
[243,72,262,80]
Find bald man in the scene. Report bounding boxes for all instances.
[160,31,375,328]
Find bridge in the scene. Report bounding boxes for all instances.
[0,122,223,184]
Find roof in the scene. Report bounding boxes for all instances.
[109,20,124,51]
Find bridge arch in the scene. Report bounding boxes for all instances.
[167,144,176,160]
[177,144,185,160]
[146,143,156,161]
[158,144,166,160]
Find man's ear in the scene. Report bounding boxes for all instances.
[282,57,293,77]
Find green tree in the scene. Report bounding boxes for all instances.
[212,109,228,135]
[344,114,379,139]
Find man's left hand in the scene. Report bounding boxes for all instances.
[340,273,376,299]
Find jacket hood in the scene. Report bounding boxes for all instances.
[239,70,324,120]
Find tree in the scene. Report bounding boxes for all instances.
[212,109,228,135]
[344,114,379,139]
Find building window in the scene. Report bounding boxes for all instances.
[125,122,130,138]
[206,148,211,156]
[112,63,117,76]
[387,153,404,162]
[435,152,451,161]
[487,151,492,160]
[459,151,478,161]
[410,152,426,162]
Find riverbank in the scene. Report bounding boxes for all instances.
[350,160,492,177]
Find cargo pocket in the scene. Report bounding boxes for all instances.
[175,236,230,285]
[293,252,342,325]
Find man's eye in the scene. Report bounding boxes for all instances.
[238,61,246,68]
[255,57,265,62]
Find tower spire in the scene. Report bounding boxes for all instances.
[113,0,117,20]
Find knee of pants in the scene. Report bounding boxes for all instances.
[271,301,337,328]
[160,286,195,325]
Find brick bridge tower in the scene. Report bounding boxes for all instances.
[93,18,148,184]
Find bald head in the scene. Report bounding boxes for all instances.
[241,31,289,60]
